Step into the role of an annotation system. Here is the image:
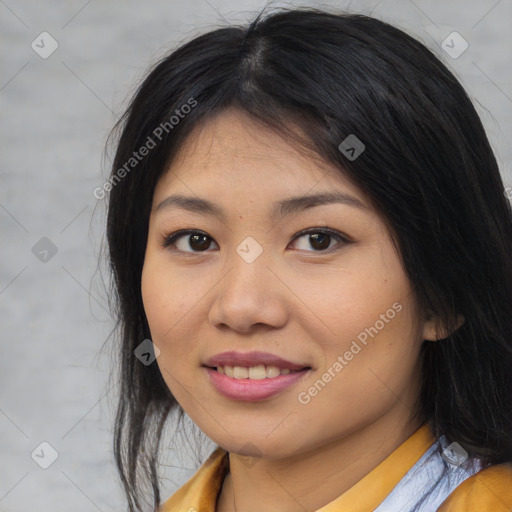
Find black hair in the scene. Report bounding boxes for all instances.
[104,6,512,511]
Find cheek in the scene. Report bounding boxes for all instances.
[293,304,421,445]
[311,298,420,413]
[295,257,410,348]
[141,258,206,407]
[141,257,198,355]
[298,246,421,389]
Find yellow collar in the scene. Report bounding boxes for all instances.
[160,423,436,512]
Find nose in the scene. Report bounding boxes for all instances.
[208,249,289,334]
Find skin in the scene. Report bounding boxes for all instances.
[141,107,439,512]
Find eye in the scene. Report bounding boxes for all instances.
[161,230,218,253]
[161,227,350,254]
[290,227,349,252]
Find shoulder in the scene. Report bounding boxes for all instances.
[437,462,512,512]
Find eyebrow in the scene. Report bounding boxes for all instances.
[154,191,368,221]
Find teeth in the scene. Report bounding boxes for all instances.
[266,365,280,378]
[248,365,267,380]
[216,365,300,379]
[233,366,249,379]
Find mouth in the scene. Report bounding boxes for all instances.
[202,351,313,401]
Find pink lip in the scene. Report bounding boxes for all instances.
[204,350,308,371]
[203,351,312,401]
[205,367,311,401]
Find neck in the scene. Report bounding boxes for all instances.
[216,411,424,512]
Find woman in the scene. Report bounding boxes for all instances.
[105,7,512,512]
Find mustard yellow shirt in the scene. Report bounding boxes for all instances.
[160,424,512,511]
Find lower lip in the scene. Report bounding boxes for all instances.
[204,367,311,401]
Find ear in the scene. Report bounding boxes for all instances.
[422,313,465,341]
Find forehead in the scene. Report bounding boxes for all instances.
[154,107,366,204]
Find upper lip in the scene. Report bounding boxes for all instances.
[204,351,310,371]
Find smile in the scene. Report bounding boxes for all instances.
[204,365,312,401]
[215,364,302,379]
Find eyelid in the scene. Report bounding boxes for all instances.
[160,227,351,253]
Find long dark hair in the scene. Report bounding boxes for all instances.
[104,7,512,511]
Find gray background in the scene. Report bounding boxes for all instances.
[1,0,511,510]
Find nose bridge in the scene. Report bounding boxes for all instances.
[224,234,271,298]
[209,234,287,331]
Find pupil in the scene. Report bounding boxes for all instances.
[190,234,210,251]
[310,233,330,250]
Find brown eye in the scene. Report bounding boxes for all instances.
[162,230,218,253]
[187,233,212,251]
[308,233,331,250]
[291,228,347,252]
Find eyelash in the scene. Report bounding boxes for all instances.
[160,227,350,254]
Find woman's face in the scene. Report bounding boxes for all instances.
[141,107,435,459]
